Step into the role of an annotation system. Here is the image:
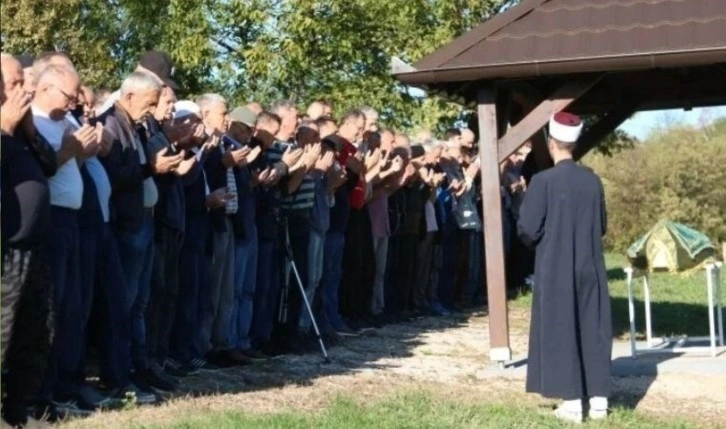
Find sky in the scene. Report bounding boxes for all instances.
[617,106,726,140]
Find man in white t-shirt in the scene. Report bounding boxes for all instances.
[31,63,101,415]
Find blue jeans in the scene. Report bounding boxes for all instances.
[320,231,345,332]
[299,229,325,333]
[251,238,282,345]
[229,228,258,350]
[42,207,82,399]
[115,213,154,371]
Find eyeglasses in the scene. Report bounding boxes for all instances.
[52,84,78,105]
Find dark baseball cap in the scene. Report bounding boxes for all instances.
[138,50,178,90]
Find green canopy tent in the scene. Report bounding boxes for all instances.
[627,220,716,272]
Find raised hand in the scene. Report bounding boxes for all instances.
[0,89,32,135]
[282,146,304,170]
[364,148,382,171]
[315,150,335,173]
[174,151,196,176]
[304,143,322,171]
[153,146,183,174]
[206,187,230,209]
[95,122,113,157]
[200,134,220,154]
[223,146,251,168]
[465,161,480,180]
[347,150,364,174]
[389,155,404,174]
[252,167,272,187]
[246,146,262,164]
[74,124,100,157]
[327,164,347,192]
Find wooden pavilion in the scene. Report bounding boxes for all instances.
[393,0,726,364]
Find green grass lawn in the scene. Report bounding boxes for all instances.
[511,253,719,340]
[131,391,703,429]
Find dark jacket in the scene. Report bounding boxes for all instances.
[97,104,152,233]
[203,145,246,239]
[1,133,51,251]
[145,118,186,232]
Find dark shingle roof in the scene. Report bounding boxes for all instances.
[397,0,726,84]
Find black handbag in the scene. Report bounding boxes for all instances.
[452,190,482,230]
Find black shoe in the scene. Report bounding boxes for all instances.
[205,350,238,368]
[259,342,287,358]
[162,358,190,377]
[30,402,64,423]
[361,315,383,328]
[51,393,96,417]
[131,368,178,393]
[224,350,253,366]
[105,382,157,405]
[240,348,270,362]
[335,324,361,337]
[323,331,342,346]
[190,357,221,372]
[347,319,375,333]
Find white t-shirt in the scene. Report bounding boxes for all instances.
[32,106,84,209]
[65,114,112,222]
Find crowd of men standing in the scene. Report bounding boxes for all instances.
[1,49,533,426]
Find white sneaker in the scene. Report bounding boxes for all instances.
[589,409,608,420]
[588,396,608,420]
[553,406,582,424]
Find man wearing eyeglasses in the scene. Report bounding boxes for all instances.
[31,62,101,416]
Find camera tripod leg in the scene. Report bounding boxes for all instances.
[283,222,330,362]
[289,259,330,362]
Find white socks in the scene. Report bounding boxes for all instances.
[561,399,583,412]
[554,397,608,423]
[589,396,608,419]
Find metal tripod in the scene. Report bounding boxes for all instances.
[278,218,330,363]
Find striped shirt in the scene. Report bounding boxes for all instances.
[278,140,315,211]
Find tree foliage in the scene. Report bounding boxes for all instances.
[584,119,726,252]
[1,0,505,131]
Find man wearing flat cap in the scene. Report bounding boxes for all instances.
[517,112,612,423]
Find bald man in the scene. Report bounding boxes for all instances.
[306,100,331,121]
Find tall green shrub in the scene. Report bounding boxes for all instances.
[584,120,726,251]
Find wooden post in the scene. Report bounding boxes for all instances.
[477,85,511,363]
[722,242,726,262]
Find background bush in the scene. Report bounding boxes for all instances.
[583,118,726,252]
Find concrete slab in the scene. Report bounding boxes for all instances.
[479,341,726,379]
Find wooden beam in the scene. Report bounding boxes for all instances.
[573,101,639,160]
[497,75,603,163]
[477,85,511,363]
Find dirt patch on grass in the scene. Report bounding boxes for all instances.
[60,307,726,428]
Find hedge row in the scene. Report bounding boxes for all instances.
[583,119,726,252]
